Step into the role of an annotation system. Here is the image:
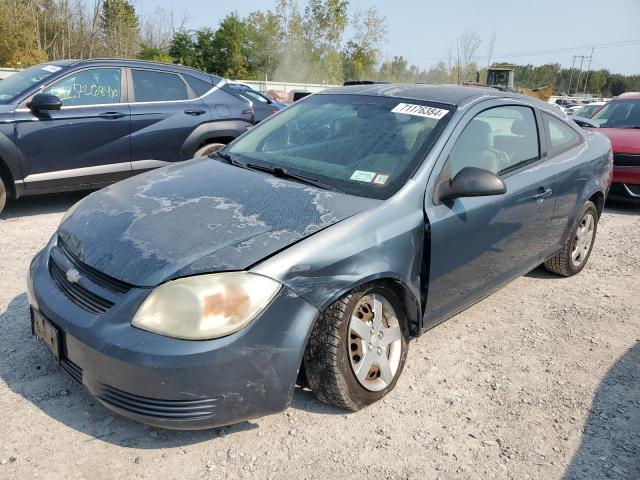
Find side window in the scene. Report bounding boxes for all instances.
[44,68,121,107]
[131,70,188,102]
[543,113,582,156]
[184,75,213,97]
[242,91,269,104]
[449,105,539,177]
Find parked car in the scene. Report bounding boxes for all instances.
[0,59,255,214]
[28,84,611,430]
[590,92,640,202]
[573,101,607,119]
[265,89,288,103]
[227,83,286,122]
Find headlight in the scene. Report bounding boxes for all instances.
[131,272,281,340]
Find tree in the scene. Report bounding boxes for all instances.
[459,29,481,82]
[168,30,197,66]
[0,0,48,67]
[342,7,386,81]
[100,0,139,57]
[245,10,283,80]
[303,0,349,83]
[210,13,249,78]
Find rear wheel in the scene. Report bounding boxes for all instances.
[545,201,598,276]
[193,143,226,158]
[303,284,409,411]
[0,175,6,215]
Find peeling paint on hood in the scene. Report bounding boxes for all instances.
[57,158,378,286]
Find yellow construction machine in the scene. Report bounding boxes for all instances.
[483,66,553,102]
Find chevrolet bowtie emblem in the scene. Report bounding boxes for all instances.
[66,268,81,284]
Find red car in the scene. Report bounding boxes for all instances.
[591,92,640,202]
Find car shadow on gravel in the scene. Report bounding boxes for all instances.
[604,200,640,216]
[0,192,88,220]
[0,293,258,448]
[564,341,640,479]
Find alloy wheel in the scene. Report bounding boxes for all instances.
[571,212,595,267]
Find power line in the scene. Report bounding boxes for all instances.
[494,39,640,59]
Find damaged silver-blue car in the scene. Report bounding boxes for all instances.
[28,84,612,429]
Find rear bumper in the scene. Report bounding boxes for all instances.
[27,241,319,430]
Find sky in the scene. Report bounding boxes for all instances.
[137,0,640,75]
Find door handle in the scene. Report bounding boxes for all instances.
[184,109,206,116]
[534,188,553,201]
[99,112,126,119]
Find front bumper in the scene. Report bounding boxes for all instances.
[27,240,319,430]
[610,167,640,203]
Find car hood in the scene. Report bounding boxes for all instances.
[57,159,378,287]
[597,128,640,154]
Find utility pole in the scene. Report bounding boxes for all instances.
[582,46,595,93]
[575,55,586,94]
[456,38,460,85]
[567,55,576,96]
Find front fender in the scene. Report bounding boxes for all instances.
[251,186,426,335]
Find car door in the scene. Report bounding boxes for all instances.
[14,67,131,189]
[128,68,209,169]
[423,103,558,328]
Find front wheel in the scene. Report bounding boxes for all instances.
[0,175,6,215]
[303,284,409,411]
[544,200,598,276]
[193,143,226,158]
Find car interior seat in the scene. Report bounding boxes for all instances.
[450,119,500,175]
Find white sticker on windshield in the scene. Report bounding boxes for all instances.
[350,170,376,183]
[41,65,62,73]
[392,103,449,119]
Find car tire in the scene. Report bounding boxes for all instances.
[0,175,6,215]
[193,143,226,158]
[544,200,598,277]
[303,284,409,411]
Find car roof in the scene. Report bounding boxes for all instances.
[320,83,529,107]
[59,59,220,84]
[616,92,640,100]
[320,83,569,118]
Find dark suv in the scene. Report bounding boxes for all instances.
[0,59,254,213]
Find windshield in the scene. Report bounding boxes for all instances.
[592,100,640,128]
[0,64,65,104]
[574,104,602,118]
[227,94,453,199]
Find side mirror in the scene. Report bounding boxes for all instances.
[28,93,62,111]
[572,116,599,129]
[436,166,507,204]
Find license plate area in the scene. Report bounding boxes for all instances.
[31,309,60,363]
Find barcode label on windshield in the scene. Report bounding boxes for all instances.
[392,103,449,119]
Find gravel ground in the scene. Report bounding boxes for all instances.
[0,193,638,480]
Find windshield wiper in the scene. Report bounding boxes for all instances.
[215,151,247,168]
[245,163,341,192]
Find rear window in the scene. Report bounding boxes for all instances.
[543,113,582,155]
[184,75,213,97]
[227,94,453,199]
[132,70,188,102]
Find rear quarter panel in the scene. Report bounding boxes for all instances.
[547,129,611,254]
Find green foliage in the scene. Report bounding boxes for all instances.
[138,44,172,63]
[1,0,638,95]
[210,13,250,78]
[101,0,140,57]
[0,0,47,67]
[168,31,197,67]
